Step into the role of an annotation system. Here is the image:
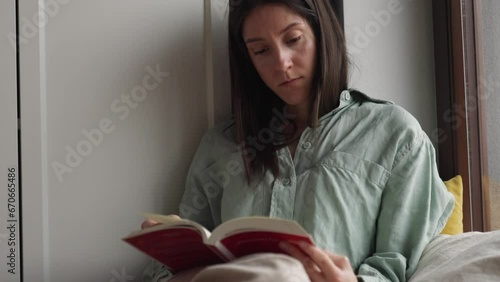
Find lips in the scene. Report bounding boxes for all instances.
[280,77,302,86]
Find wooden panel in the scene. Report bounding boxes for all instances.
[474,0,491,231]
[462,0,485,231]
[432,0,486,232]
[432,0,456,181]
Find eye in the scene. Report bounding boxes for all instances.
[287,36,302,44]
[252,36,302,56]
[254,48,269,55]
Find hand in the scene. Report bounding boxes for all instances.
[140,214,181,229]
[279,241,357,282]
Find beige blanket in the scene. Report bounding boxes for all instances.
[409,231,500,282]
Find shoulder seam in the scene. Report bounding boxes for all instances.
[392,131,427,169]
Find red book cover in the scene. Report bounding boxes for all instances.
[219,231,313,259]
[123,215,314,274]
[124,227,224,273]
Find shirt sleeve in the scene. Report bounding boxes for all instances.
[357,131,455,282]
[142,132,219,282]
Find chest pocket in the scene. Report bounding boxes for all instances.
[319,150,390,189]
[300,150,390,261]
[305,151,390,218]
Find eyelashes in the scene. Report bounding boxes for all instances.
[254,49,268,55]
[288,36,302,44]
[253,36,302,56]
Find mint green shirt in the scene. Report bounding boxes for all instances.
[143,90,455,282]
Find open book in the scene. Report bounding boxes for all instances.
[123,214,314,273]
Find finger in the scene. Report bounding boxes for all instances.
[300,257,328,282]
[303,261,327,282]
[167,214,181,220]
[141,219,159,229]
[279,242,323,276]
[298,242,340,279]
[327,252,353,270]
[279,241,309,262]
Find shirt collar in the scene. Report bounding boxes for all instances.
[317,89,393,126]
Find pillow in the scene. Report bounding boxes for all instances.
[440,175,464,235]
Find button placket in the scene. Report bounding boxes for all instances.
[282,178,291,186]
[302,142,312,150]
[269,150,297,220]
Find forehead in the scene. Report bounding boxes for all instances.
[242,4,306,38]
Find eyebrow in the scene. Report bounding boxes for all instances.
[244,22,303,44]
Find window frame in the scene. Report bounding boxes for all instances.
[432,0,489,232]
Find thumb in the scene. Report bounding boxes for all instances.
[141,219,159,229]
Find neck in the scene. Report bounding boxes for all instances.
[287,104,309,127]
[284,105,308,142]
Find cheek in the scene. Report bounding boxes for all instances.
[299,42,316,68]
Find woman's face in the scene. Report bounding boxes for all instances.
[243,4,317,113]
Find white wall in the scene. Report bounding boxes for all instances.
[20,0,208,281]
[344,0,437,138]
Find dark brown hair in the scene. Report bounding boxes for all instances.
[228,0,349,183]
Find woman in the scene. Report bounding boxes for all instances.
[143,0,454,281]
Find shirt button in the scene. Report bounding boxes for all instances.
[341,90,351,101]
[282,178,291,186]
[302,142,312,149]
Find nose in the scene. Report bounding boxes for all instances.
[275,47,293,72]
